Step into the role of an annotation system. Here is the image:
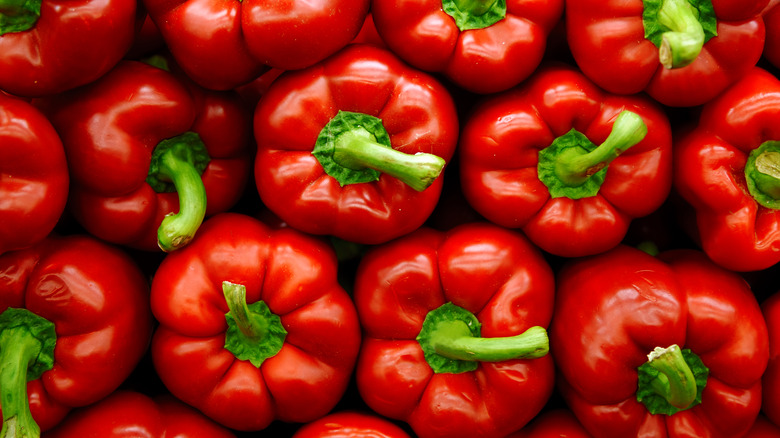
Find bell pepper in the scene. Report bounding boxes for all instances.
[762,291,780,427]
[142,0,370,90]
[370,0,563,94]
[353,222,555,438]
[44,391,235,438]
[764,0,780,68]
[458,64,672,258]
[292,411,412,438]
[506,409,593,438]
[150,213,361,431]
[0,234,153,437]
[0,0,138,97]
[35,60,252,253]
[254,44,459,245]
[0,93,68,256]
[550,245,769,438]
[673,66,780,272]
[746,415,780,437]
[566,0,768,107]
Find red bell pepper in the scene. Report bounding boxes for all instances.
[762,291,780,427]
[44,391,235,438]
[150,213,361,431]
[370,0,563,94]
[673,67,780,272]
[0,234,153,437]
[550,245,769,438]
[566,0,768,107]
[254,44,459,245]
[458,64,672,257]
[745,415,780,437]
[0,0,138,97]
[142,0,370,90]
[353,222,555,438]
[764,0,780,68]
[35,60,252,253]
[506,409,593,438]
[0,93,68,256]
[292,411,412,438]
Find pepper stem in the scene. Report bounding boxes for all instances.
[0,0,41,35]
[0,309,57,438]
[745,141,780,209]
[655,0,706,68]
[223,281,267,341]
[147,132,210,252]
[222,281,286,368]
[332,127,445,192]
[554,110,647,187]
[645,344,698,410]
[452,0,498,16]
[430,322,549,362]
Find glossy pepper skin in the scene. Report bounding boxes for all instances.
[0,235,153,436]
[254,44,459,245]
[142,0,370,90]
[292,411,412,438]
[458,64,672,257]
[44,391,235,438]
[0,93,68,256]
[150,213,361,431]
[550,245,769,438]
[762,291,780,427]
[36,60,252,253]
[506,409,594,438]
[674,67,780,272]
[566,0,767,107]
[0,0,138,97]
[353,222,555,438]
[763,0,780,68]
[370,0,563,94]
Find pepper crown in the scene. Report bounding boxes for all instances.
[0,0,41,35]
[745,141,780,209]
[223,281,287,368]
[441,0,507,31]
[636,344,709,415]
[642,0,718,68]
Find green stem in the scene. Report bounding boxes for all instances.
[745,141,780,209]
[149,132,210,252]
[452,0,498,16]
[656,0,706,68]
[430,322,549,362]
[0,0,41,35]
[645,345,698,410]
[332,128,445,192]
[223,282,267,341]
[555,110,647,187]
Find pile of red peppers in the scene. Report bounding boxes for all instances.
[2,0,780,437]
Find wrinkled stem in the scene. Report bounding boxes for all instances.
[656,0,706,68]
[645,344,698,410]
[223,281,267,341]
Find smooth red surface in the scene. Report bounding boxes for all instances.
[292,411,411,438]
[762,292,780,427]
[507,409,594,438]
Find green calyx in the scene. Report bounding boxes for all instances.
[442,0,506,31]
[745,141,780,209]
[0,308,57,438]
[416,302,549,374]
[223,281,286,368]
[636,344,708,415]
[0,0,41,36]
[643,0,718,68]
[146,131,211,252]
[312,110,445,192]
[537,110,647,200]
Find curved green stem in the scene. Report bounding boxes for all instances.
[222,281,286,368]
[332,128,445,192]
[430,322,549,362]
[655,0,706,68]
[0,0,41,35]
[645,345,698,409]
[223,281,267,341]
[554,110,647,187]
[148,132,210,252]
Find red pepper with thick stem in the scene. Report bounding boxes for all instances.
[550,245,769,438]
[0,93,68,256]
[150,213,361,431]
[142,0,370,90]
[763,0,780,68]
[370,0,563,94]
[254,44,458,245]
[0,234,153,437]
[0,0,139,97]
[43,391,235,438]
[353,222,555,438]
[566,0,767,107]
[35,60,252,253]
[292,411,412,438]
[458,64,672,258]
[673,67,780,272]
[762,291,780,427]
